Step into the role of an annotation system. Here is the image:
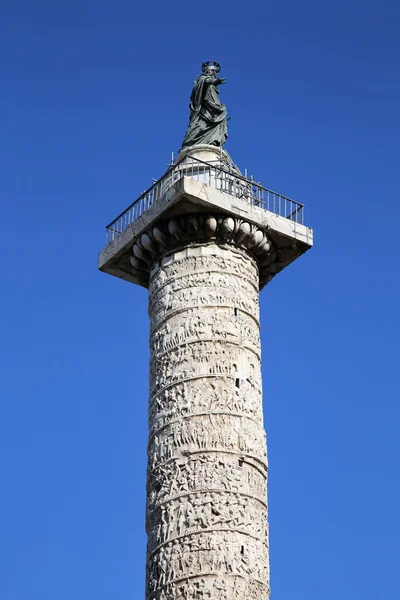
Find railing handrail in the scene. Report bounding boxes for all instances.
[184,155,304,207]
[106,155,303,230]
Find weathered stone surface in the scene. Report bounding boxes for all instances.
[98,153,313,290]
[146,243,270,600]
[130,213,277,289]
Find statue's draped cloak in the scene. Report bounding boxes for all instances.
[181,75,228,149]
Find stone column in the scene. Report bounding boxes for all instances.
[144,215,270,600]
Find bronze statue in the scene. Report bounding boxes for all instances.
[181,61,228,150]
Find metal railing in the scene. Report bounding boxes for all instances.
[105,155,304,244]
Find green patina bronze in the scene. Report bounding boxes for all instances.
[181,61,228,149]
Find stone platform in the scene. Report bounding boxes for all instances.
[98,146,313,290]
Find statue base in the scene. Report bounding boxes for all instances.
[177,144,240,173]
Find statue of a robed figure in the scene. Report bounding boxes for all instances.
[181,61,228,150]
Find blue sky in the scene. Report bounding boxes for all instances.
[1,1,400,599]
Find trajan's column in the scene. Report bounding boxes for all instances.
[98,61,313,600]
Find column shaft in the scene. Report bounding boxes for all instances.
[146,242,269,600]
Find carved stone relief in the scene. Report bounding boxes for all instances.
[146,531,270,597]
[148,413,267,467]
[146,242,270,600]
[149,379,264,428]
[150,306,261,353]
[146,454,266,513]
[130,213,277,290]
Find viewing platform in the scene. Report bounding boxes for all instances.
[98,147,313,289]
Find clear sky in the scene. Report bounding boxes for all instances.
[1,1,399,599]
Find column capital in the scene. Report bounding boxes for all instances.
[131,213,278,289]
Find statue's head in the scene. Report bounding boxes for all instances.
[202,60,221,77]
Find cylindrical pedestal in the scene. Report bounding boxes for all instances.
[146,242,270,600]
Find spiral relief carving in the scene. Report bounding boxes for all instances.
[146,242,270,600]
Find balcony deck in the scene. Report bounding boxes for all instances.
[98,156,313,288]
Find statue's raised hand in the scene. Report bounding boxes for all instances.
[217,77,227,85]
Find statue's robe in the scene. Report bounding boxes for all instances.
[181,74,228,149]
